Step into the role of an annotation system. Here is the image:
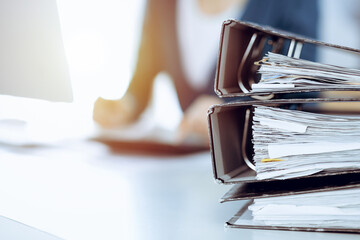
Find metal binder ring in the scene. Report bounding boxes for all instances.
[251,94,275,100]
[242,109,256,171]
[238,33,258,94]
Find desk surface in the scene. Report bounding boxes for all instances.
[0,139,358,240]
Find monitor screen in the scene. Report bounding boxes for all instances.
[0,0,72,102]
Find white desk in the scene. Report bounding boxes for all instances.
[0,139,358,240]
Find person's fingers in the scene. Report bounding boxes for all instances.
[178,111,209,145]
[92,96,138,128]
[177,95,223,145]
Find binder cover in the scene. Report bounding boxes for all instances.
[215,20,360,99]
[208,99,360,184]
[220,172,360,203]
[220,172,360,233]
[226,199,360,233]
[210,20,360,234]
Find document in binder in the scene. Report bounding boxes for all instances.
[221,171,360,233]
[208,20,360,234]
[252,105,360,180]
[215,20,360,98]
[252,52,360,91]
[228,187,360,233]
[209,20,360,184]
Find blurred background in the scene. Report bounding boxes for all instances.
[0,0,359,141]
[0,1,360,239]
[0,0,183,143]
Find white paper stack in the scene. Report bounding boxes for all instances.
[244,188,360,229]
[252,105,360,180]
[251,52,360,91]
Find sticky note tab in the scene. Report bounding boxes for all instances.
[261,158,285,163]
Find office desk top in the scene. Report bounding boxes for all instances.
[0,139,358,240]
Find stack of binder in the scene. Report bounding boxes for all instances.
[207,20,360,233]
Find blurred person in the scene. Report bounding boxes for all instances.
[93,0,319,145]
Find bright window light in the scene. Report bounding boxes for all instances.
[57,0,145,103]
[0,0,183,141]
[0,0,146,139]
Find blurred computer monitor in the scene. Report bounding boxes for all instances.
[0,0,72,102]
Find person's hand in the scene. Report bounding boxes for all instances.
[93,94,139,128]
[177,95,223,145]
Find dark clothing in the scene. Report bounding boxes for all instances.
[242,0,318,61]
[128,0,319,111]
